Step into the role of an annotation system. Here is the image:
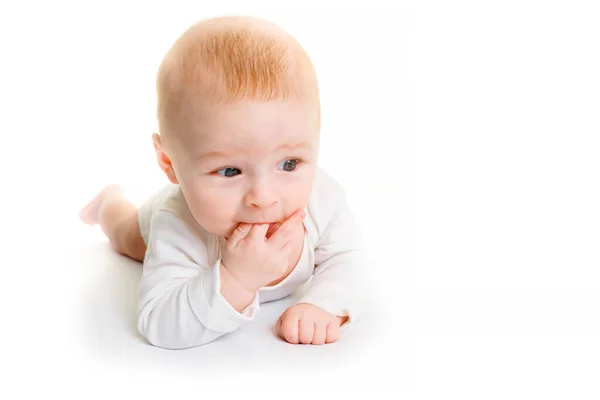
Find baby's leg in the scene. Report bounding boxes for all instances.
[80,185,147,262]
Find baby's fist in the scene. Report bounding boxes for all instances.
[275,303,348,345]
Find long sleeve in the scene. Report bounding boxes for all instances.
[295,182,369,325]
[137,211,259,350]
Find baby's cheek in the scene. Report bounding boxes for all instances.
[290,184,312,210]
[187,195,231,232]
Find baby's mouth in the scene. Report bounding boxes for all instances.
[266,222,281,238]
[224,222,281,240]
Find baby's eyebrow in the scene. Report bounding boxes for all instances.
[198,149,243,160]
[275,142,313,151]
[198,142,312,160]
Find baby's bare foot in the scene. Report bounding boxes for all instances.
[79,184,122,225]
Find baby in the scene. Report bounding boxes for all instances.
[80,15,366,349]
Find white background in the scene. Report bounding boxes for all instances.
[1,0,599,398]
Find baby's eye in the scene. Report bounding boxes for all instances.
[216,167,241,177]
[278,159,299,172]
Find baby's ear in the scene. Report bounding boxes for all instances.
[152,133,179,184]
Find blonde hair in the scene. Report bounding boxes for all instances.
[156,16,320,146]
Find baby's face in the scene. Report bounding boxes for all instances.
[172,100,319,238]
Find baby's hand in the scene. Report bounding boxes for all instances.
[221,209,306,292]
[275,303,348,345]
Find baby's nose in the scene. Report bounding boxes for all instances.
[244,185,279,209]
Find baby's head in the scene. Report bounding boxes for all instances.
[153,16,321,237]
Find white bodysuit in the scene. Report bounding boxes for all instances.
[136,167,366,349]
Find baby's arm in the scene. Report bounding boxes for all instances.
[275,184,368,345]
[137,211,259,350]
[296,190,367,325]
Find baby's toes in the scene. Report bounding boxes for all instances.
[79,184,121,225]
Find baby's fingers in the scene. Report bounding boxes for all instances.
[278,315,300,344]
[227,223,251,248]
[268,209,305,248]
[311,323,327,345]
[325,322,341,344]
[248,223,270,242]
[298,318,315,344]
